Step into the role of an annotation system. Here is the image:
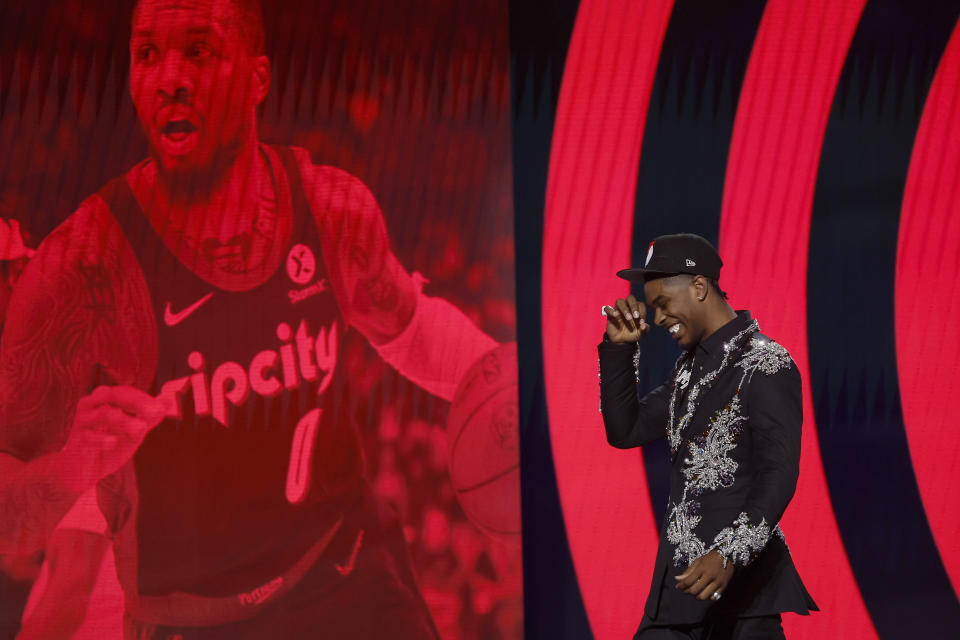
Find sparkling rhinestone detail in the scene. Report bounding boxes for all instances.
[633,341,642,383]
[662,322,796,569]
[710,512,773,568]
[666,320,758,455]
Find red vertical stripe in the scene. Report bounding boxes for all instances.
[718,1,877,638]
[896,18,960,604]
[541,1,673,638]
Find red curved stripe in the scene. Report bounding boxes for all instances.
[896,18,960,604]
[541,1,673,638]
[717,0,877,638]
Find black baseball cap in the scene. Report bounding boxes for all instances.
[616,233,723,282]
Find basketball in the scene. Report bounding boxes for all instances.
[447,342,520,537]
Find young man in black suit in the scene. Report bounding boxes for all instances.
[599,233,817,639]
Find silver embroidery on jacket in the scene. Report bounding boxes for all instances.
[682,394,745,494]
[710,512,773,568]
[737,336,792,379]
[663,325,795,568]
[633,341,642,383]
[665,320,758,456]
[665,499,706,567]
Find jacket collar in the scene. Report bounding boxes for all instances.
[693,310,753,368]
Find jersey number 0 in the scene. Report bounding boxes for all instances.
[286,408,321,504]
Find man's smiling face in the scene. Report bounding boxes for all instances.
[129,0,267,178]
[644,274,704,351]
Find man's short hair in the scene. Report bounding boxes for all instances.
[707,277,729,300]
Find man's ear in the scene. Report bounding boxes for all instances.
[252,56,271,105]
[692,275,708,302]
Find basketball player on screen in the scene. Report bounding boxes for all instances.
[0,0,503,636]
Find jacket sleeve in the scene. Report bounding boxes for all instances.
[710,359,802,568]
[598,340,671,448]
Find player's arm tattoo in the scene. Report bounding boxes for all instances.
[349,245,401,314]
[341,192,416,343]
[306,162,416,344]
[0,204,156,555]
[0,455,76,555]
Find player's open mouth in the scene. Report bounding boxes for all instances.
[669,323,681,338]
[159,118,200,155]
[162,119,197,139]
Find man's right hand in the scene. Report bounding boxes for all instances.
[602,294,650,343]
[60,386,166,491]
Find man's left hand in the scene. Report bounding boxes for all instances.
[674,550,734,601]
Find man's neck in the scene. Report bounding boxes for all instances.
[149,137,269,242]
[697,304,738,346]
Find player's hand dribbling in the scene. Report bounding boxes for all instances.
[602,294,649,343]
[61,386,167,491]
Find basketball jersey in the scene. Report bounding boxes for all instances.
[99,147,364,597]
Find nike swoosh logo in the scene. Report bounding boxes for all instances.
[164,293,214,327]
[334,529,365,577]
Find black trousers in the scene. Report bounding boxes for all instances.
[634,613,785,640]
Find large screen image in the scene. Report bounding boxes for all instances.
[0,2,520,639]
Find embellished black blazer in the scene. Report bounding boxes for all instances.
[598,311,817,626]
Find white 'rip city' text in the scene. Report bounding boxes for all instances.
[156,318,338,427]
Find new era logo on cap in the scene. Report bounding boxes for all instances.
[685,258,696,267]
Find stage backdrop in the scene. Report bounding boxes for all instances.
[0,1,519,639]
[514,1,960,639]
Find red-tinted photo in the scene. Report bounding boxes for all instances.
[0,1,519,638]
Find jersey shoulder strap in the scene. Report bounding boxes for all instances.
[269,145,352,324]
